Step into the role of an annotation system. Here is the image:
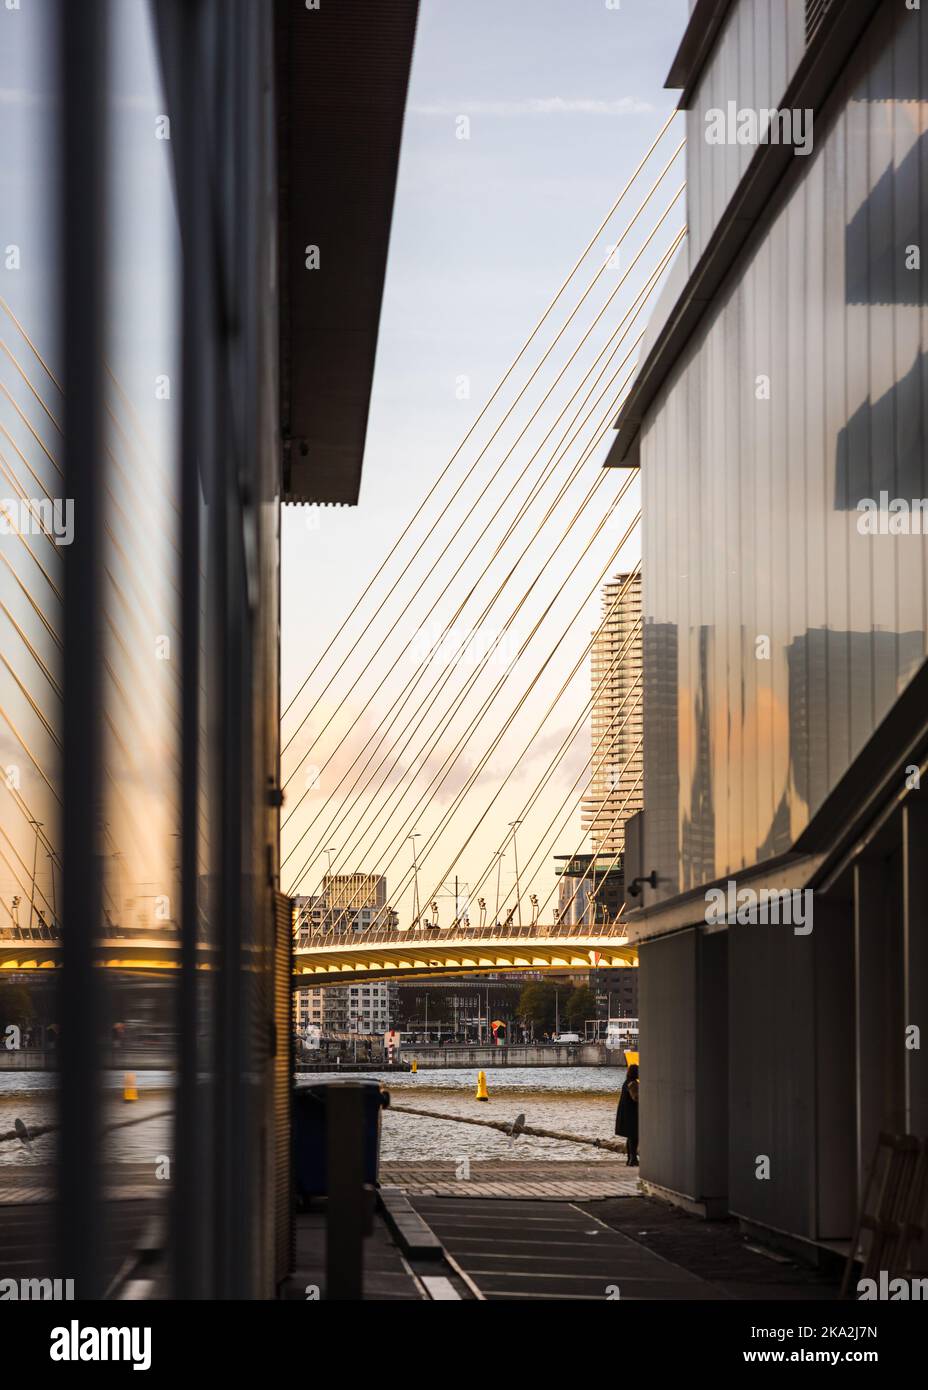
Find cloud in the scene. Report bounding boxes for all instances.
[411,96,654,118]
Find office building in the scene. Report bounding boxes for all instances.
[554,853,625,925]
[296,982,395,1036]
[610,0,928,1248]
[293,882,397,936]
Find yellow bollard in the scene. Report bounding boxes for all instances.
[475,1069,489,1102]
[411,1059,418,1074]
[123,1071,138,1103]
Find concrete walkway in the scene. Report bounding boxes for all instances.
[410,1196,723,1300]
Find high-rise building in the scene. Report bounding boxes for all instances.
[581,572,643,861]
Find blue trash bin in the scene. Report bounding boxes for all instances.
[293,1079,390,1200]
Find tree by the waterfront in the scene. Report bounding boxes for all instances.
[565,985,596,1030]
[517,981,558,1035]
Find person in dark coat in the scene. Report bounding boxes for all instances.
[614,1063,639,1166]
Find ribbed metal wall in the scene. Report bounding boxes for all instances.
[643,0,928,898]
[685,0,807,264]
[273,891,295,1287]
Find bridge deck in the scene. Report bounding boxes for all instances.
[1,924,638,983]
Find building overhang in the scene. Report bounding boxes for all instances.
[620,852,823,945]
[276,0,419,505]
[664,0,735,107]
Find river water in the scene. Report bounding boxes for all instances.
[309,1066,628,1161]
[0,1072,174,1169]
[0,1066,627,1168]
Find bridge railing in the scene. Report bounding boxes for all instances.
[294,920,630,948]
[0,923,61,941]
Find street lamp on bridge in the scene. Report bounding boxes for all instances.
[408,832,421,927]
[509,820,523,928]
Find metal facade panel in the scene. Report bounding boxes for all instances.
[728,920,817,1235]
[639,930,698,1196]
[640,0,928,900]
[686,0,798,265]
[727,904,854,1240]
[812,904,856,1238]
[695,929,729,1202]
[274,891,295,1287]
[153,0,282,1297]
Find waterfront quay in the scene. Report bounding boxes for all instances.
[395,1044,614,1068]
[0,1063,853,1305]
[282,1067,848,1301]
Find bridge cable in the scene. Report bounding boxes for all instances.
[281,166,684,800]
[416,577,643,922]
[298,503,642,923]
[279,110,681,733]
[281,205,683,827]
[282,217,684,881]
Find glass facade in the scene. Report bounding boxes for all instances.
[0,11,61,944]
[99,0,182,1230]
[642,0,928,897]
[0,0,284,1298]
[0,0,63,1254]
[0,0,418,1300]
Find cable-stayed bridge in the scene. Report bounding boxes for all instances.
[0,919,637,985]
[276,111,685,940]
[2,107,683,994]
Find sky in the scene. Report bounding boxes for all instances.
[280,0,689,922]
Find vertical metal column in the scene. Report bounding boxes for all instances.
[853,858,890,1200]
[902,803,928,1137]
[153,0,212,1300]
[811,902,855,1239]
[326,1085,368,1300]
[57,0,108,1301]
[274,893,295,1287]
[215,2,250,1296]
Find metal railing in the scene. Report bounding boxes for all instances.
[0,922,61,941]
[294,919,630,949]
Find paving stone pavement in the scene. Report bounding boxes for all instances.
[1,1159,640,1205]
[380,1159,642,1200]
[0,1163,160,1205]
